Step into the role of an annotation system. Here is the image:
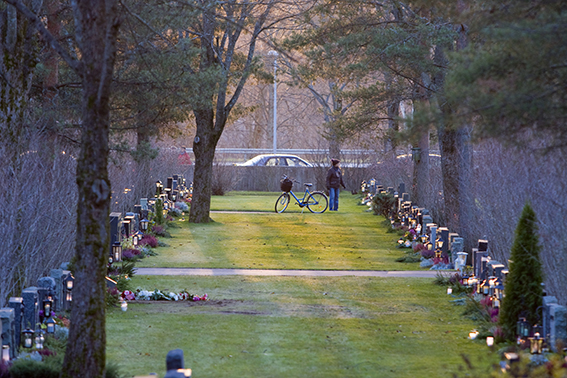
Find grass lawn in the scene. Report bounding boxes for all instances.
[136,192,420,271]
[106,193,495,377]
[107,275,497,377]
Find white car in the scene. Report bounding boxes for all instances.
[236,154,313,167]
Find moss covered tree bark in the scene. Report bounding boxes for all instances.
[3,0,122,376]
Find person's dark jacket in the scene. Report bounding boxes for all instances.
[326,166,345,190]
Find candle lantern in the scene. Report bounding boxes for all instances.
[121,301,128,312]
[517,317,530,339]
[486,336,494,347]
[43,297,53,318]
[46,317,56,334]
[22,329,34,348]
[468,330,479,339]
[447,287,453,295]
[2,345,9,362]
[112,241,122,262]
[35,331,44,349]
[529,333,543,354]
[64,274,75,291]
[140,219,149,232]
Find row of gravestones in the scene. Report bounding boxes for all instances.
[372,180,567,352]
[0,265,74,360]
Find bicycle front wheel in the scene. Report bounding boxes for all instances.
[306,191,328,213]
[275,193,290,213]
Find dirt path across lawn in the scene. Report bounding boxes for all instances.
[136,267,447,278]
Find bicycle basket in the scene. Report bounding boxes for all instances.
[280,178,293,192]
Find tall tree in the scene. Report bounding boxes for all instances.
[3,1,122,377]
[499,202,544,340]
[186,0,277,223]
[445,1,567,152]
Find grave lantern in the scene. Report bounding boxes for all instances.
[112,242,122,262]
[121,301,128,312]
[43,297,53,317]
[46,317,56,334]
[140,219,149,232]
[64,274,74,291]
[420,235,428,244]
[172,191,177,202]
[23,329,34,348]
[529,333,543,354]
[2,345,9,363]
[486,336,494,347]
[482,280,490,295]
[35,331,44,349]
[133,236,138,247]
[468,330,479,339]
[517,317,530,339]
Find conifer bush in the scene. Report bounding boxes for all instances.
[499,202,544,340]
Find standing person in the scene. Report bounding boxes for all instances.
[326,158,346,211]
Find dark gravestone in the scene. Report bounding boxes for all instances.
[123,219,132,238]
[164,349,190,378]
[0,308,15,359]
[167,177,174,190]
[140,198,148,211]
[398,183,405,196]
[543,296,558,341]
[402,193,410,202]
[8,297,23,350]
[438,227,450,255]
[549,304,567,352]
[37,276,57,313]
[134,204,142,216]
[172,180,178,191]
[478,239,488,252]
[110,212,123,250]
[22,287,38,329]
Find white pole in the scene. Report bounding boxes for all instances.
[268,51,278,153]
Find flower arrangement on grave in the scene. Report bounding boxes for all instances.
[120,289,208,302]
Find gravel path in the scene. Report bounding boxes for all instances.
[136,267,447,278]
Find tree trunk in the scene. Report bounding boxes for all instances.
[412,127,430,207]
[61,1,120,377]
[189,109,219,223]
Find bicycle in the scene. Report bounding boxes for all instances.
[275,175,328,213]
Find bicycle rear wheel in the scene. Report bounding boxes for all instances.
[275,192,290,213]
[306,191,328,213]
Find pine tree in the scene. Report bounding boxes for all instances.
[499,202,544,340]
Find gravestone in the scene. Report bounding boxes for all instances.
[422,216,433,230]
[387,187,394,195]
[21,287,38,329]
[438,227,450,255]
[402,193,410,202]
[140,198,148,211]
[429,226,437,246]
[398,183,405,196]
[478,239,488,252]
[448,233,460,263]
[167,177,174,190]
[543,296,558,342]
[51,269,71,312]
[110,212,123,250]
[164,349,191,378]
[0,308,15,359]
[479,256,491,279]
[134,204,142,216]
[37,276,57,313]
[8,297,22,350]
[452,237,465,265]
[549,303,567,352]
[172,179,178,191]
[486,261,505,278]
